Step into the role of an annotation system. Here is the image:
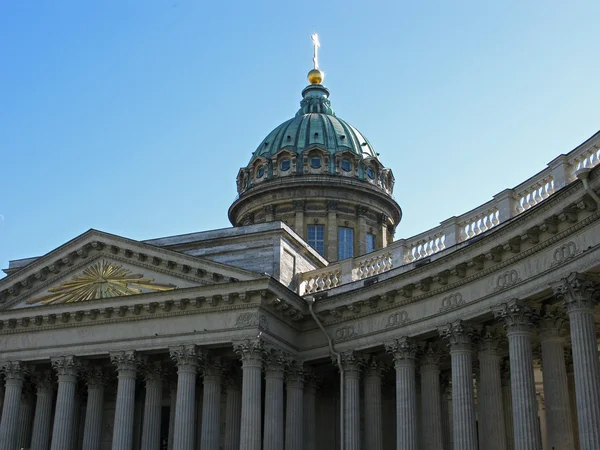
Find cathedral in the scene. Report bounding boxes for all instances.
[1,37,600,450]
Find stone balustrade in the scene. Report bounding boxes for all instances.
[299,132,600,295]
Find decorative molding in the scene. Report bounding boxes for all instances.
[439,292,464,312]
[234,312,268,330]
[385,310,409,328]
[334,324,357,342]
[494,270,521,292]
[551,241,581,267]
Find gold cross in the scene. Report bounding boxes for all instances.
[311,33,320,70]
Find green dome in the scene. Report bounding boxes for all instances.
[249,84,378,163]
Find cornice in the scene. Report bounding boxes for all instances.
[0,234,262,308]
[312,205,600,326]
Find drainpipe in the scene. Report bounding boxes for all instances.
[576,168,600,205]
[306,296,345,450]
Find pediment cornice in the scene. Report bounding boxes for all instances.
[0,229,261,309]
[0,277,308,335]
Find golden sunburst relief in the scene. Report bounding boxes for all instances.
[27,260,177,305]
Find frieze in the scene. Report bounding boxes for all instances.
[385,310,409,328]
[494,270,521,292]
[551,241,581,267]
[439,292,464,312]
[234,312,269,331]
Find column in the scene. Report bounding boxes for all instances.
[339,351,364,450]
[170,345,200,450]
[50,356,80,450]
[385,337,418,450]
[501,359,515,450]
[565,351,580,450]
[195,384,203,450]
[234,339,264,450]
[71,387,83,450]
[303,370,317,450]
[141,361,164,450]
[30,371,55,450]
[363,359,384,450]
[82,366,105,450]
[477,327,507,450]
[16,385,35,449]
[420,344,444,450]
[0,361,26,450]
[285,362,304,450]
[536,392,548,450]
[110,350,141,450]
[438,321,478,450]
[494,299,542,450]
[440,374,452,450]
[553,273,600,450]
[224,374,242,450]
[262,348,285,450]
[539,308,575,450]
[200,357,224,450]
[168,380,177,450]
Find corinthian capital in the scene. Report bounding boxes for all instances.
[438,320,475,351]
[233,338,264,366]
[51,356,80,379]
[169,345,200,373]
[1,361,28,382]
[477,326,504,357]
[493,299,539,334]
[33,369,55,393]
[110,350,140,375]
[538,306,567,340]
[335,350,366,371]
[384,336,418,365]
[552,272,600,312]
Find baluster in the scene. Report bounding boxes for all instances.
[459,224,468,241]
[438,235,446,251]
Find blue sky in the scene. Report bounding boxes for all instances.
[1,1,599,276]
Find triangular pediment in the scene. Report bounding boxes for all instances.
[0,229,261,310]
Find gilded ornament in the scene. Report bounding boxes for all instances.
[28,260,176,305]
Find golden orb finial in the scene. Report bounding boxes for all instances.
[308,68,324,84]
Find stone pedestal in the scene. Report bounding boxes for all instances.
[50,356,80,450]
[494,300,542,450]
[170,345,200,450]
[141,361,164,450]
[554,273,600,450]
[82,366,106,450]
[439,321,478,450]
[234,339,264,450]
[30,371,55,450]
[200,358,224,450]
[477,328,507,450]
[386,338,418,450]
[110,350,141,450]
[0,362,26,450]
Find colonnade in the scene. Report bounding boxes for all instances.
[0,273,598,450]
